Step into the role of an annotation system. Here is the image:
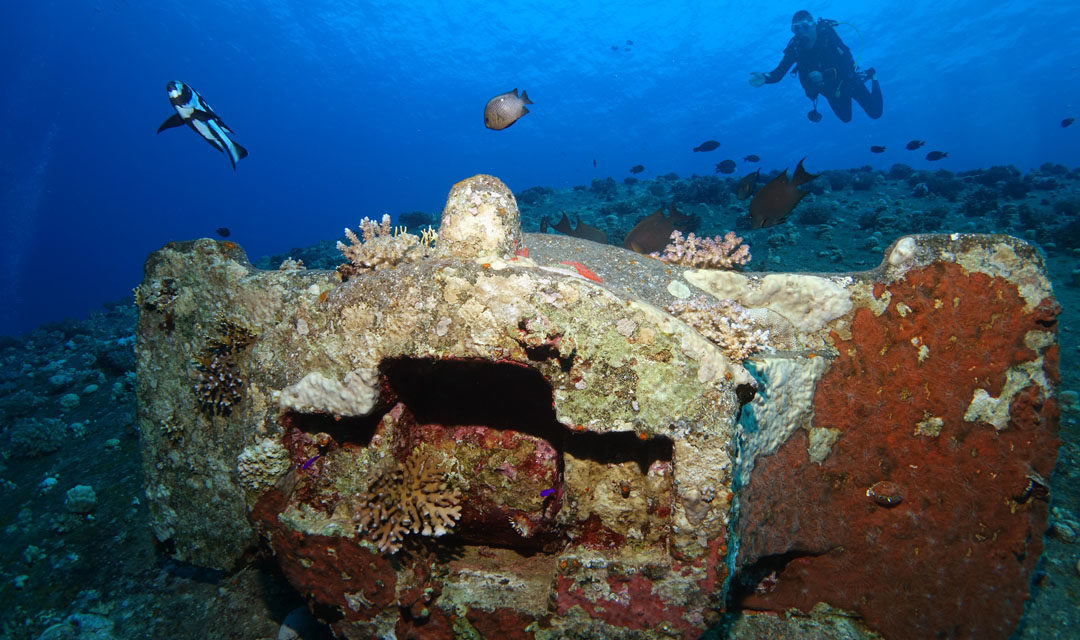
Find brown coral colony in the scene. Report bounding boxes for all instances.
[351,448,462,554]
[194,316,257,416]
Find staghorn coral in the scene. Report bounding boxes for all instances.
[336,213,422,278]
[651,230,750,269]
[353,448,462,554]
[667,296,770,362]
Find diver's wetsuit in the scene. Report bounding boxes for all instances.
[763,19,882,122]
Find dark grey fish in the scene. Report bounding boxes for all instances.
[484,88,533,130]
[693,140,720,152]
[1063,118,1075,128]
[215,227,231,238]
[736,169,760,200]
[743,154,760,162]
[870,145,886,153]
[905,140,925,150]
[544,212,608,245]
[925,151,948,161]
[750,158,818,229]
[629,165,644,174]
[715,159,736,174]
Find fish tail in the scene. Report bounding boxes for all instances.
[792,157,819,186]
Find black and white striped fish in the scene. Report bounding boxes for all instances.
[157,81,248,170]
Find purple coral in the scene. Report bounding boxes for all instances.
[651,230,750,269]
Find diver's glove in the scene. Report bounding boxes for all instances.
[749,72,766,88]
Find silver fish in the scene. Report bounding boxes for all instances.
[484,88,533,130]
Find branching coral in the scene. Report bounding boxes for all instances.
[353,448,462,554]
[336,214,427,278]
[194,316,257,416]
[651,231,750,269]
[667,296,770,362]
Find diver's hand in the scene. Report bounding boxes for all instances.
[749,72,766,88]
[808,71,823,85]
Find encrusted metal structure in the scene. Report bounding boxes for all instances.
[136,175,1059,639]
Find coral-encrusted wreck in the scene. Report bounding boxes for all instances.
[135,175,1059,639]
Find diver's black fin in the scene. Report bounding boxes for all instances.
[235,143,248,160]
[157,113,184,133]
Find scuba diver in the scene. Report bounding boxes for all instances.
[749,10,882,123]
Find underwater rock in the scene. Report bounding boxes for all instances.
[135,176,1059,640]
[64,484,98,514]
[34,613,117,640]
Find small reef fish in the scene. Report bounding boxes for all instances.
[905,140,925,150]
[158,81,248,170]
[749,157,819,229]
[715,159,737,174]
[1063,118,1075,128]
[484,88,533,130]
[736,169,760,201]
[593,158,597,167]
[693,140,720,152]
[215,227,231,238]
[629,164,645,174]
[925,151,948,161]
[743,154,760,162]
[540,212,608,245]
[623,204,696,254]
[870,145,886,153]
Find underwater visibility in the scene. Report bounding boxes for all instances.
[1,2,1079,639]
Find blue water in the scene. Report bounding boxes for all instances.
[1,0,1078,336]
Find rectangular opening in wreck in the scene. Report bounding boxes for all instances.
[377,357,676,551]
[276,357,677,554]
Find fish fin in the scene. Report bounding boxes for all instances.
[157,113,184,133]
[791,157,819,187]
[234,143,248,160]
[520,106,530,115]
[553,213,573,235]
[521,90,533,104]
[205,136,226,153]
